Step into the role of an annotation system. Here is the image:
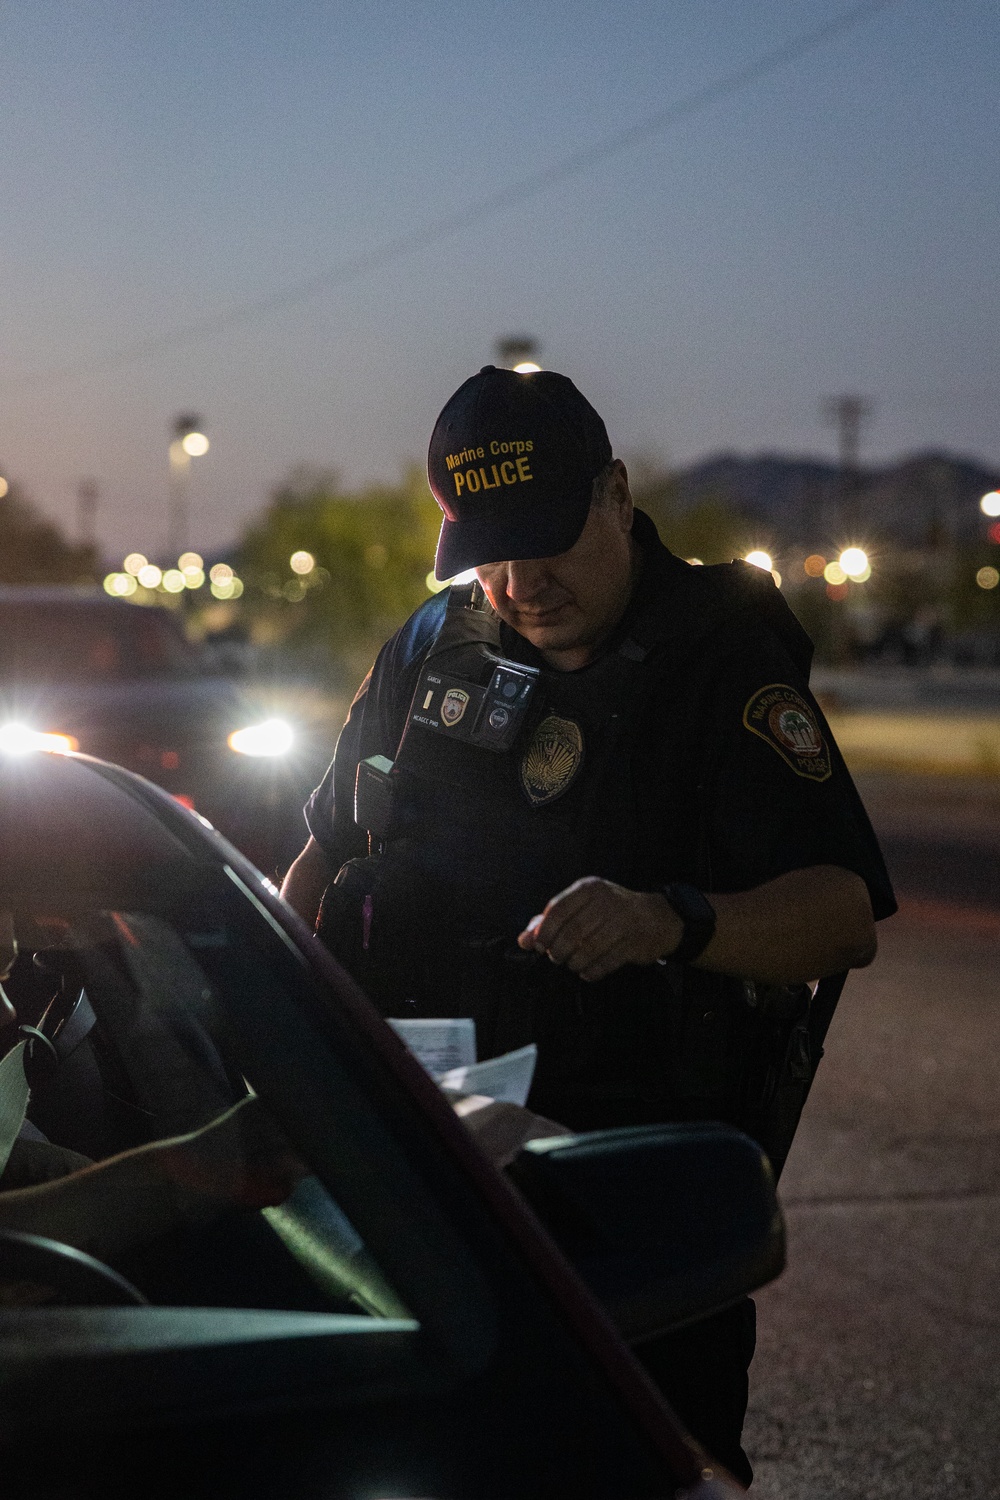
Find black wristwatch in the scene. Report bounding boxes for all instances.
[660,882,717,964]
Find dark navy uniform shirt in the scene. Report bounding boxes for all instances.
[306,512,896,925]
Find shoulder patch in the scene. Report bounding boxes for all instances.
[742,684,832,782]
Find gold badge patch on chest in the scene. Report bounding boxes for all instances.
[520,714,584,806]
[743,684,832,782]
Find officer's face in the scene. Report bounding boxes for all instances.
[476,462,638,671]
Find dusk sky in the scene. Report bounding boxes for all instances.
[1,0,996,557]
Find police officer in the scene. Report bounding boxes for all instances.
[283,367,896,1485]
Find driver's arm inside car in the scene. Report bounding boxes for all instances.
[0,1097,306,1264]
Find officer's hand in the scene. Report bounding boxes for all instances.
[517,877,682,982]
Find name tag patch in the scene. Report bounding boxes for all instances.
[743,684,832,782]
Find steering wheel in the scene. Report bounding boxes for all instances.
[0,1231,147,1307]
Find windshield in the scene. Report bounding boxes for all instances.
[0,602,200,683]
[0,904,407,1320]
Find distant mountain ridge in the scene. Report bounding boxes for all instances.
[673,450,1000,547]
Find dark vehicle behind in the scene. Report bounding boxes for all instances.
[0,588,342,872]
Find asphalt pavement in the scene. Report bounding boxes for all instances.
[742,773,1000,1497]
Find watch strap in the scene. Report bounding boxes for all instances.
[661,881,717,964]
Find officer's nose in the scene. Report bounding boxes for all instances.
[505,558,551,602]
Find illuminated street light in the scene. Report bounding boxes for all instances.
[977,566,1000,590]
[804,554,826,577]
[138,564,162,589]
[824,561,847,586]
[123,553,147,576]
[980,492,1000,518]
[104,573,137,597]
[839,547,870,580]
[168,413,209,556]
[745,551,773,572]
[289,550,316,575]
[0,477,9,499]
[495,335,541,372]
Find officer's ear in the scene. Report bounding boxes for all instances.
[603,459,633,534]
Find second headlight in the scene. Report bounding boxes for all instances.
[228,719,294,757]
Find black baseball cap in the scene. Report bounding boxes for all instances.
[427,366,612,580]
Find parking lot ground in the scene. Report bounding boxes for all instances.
[743,828,1000,1496]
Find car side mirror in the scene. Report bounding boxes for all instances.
[507,1121,785,1343]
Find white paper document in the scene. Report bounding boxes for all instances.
[387,1017,538,1108]
[437,1045,538,1107]
[386,1017,476,1074]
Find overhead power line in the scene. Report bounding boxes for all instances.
[17,0,900,391]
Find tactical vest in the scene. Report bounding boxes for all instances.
[321,554,815,1132]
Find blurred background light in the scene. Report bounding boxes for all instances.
[209,562,234,584]
[162,569,186,593]
[210,576,243,600]
[183,567,205,588]
[0,478,8,499]
[976,566,999,590]
[980,492,1000,518]
[513,362,542,374]
[104,572,137,596]
[744,550,773,571]
[686,557,704,566]
[839,547,869,578]
[180,430,209,458]
[804,554,826,577]
[178,551,203,571]
[824,560,847,585]
[137,564,162,588]
[123,552,147,576]
[289,550,316,575]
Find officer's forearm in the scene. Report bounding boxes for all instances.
[280,835,334,928]
[688,865,877,984]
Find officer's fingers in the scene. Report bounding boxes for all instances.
[521,881,605,953]
[517,914,545,950]
[577,936,636,983]
[544,909,611,967]
[553,901,638,972]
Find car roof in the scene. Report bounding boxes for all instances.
[0,751,223,909]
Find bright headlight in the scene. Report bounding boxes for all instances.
[0,723,78,755]
[228,719,294,757]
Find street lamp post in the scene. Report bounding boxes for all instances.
[167,413,209,559]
